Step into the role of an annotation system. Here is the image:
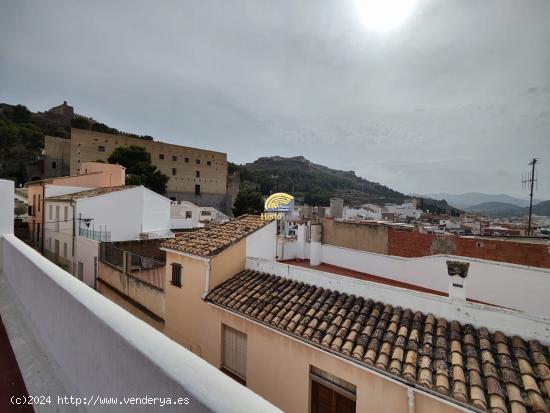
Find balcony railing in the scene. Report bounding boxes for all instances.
[79,226,111,242]
[0,179,280,413]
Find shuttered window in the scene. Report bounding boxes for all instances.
[222,325,247,382]
[171,263,182,287]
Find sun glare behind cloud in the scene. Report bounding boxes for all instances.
[355,0,418,32]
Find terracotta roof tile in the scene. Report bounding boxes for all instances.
[161,215,270,257]
[206,270,550,413]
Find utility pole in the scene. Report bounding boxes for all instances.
[522,158,538,236]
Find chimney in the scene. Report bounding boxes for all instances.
[310,222,322,266]
[447,260,469,302]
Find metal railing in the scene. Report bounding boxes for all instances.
[79,227,111,242]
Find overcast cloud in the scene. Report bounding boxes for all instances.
[1,0,549,198]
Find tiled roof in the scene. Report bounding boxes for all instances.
[206,270,550,413]
[45,186,134,201]
[161,215,270,257]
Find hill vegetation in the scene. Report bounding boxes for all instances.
[231,156,460,214]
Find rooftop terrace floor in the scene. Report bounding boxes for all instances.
[279,259,495,307]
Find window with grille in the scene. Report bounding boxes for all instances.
[222,325,247,383]
[171,263,182,287]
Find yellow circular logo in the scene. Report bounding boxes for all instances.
[264,192,294,212]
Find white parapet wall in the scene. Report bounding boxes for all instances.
[320,244,550,318]
[0,180,280,413]
[0,235,280,413]
[246,257,550,343]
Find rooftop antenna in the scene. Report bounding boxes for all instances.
[522,158,538,236]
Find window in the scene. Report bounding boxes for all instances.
[55,206,60,231]
[196,159,200,165]
[171,263,182,287]
[32,194,36,216]
[184,157,189,163]
[98,145,106,152]
[185,211,192,219]
[64,206,68,222]
[195,184,201,196]
[37,195,40,211]
[207,161,211,166]
[172,155,177,161]
[310,366,356,413]
[49,204,52,219]
[52,161,57,169]
[222,325,247,383]
[63,242,67,258]
[77,262,84,281]
[172,168,177,176]
[169,197,176,201]
[159,154,165,160]
[54,239,60,257]
[195,170,200,178]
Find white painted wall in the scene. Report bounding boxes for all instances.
[43,200,74,271]
[276,236,298,260]
[0,235,280,413]
[141,189,171,232]
[75,237,99,287]
[0,178,279,413]
[76,186,170,242]
[320,244,550,318]
[247,257,550,343]
[246,220,277,260]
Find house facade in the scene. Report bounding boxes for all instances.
[160,216,550,413]
[26,161,125,249]
[44,185,171,286]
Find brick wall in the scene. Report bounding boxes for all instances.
[388,228,550,269]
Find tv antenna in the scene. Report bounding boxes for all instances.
[522,158,538,236]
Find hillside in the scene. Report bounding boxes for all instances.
[467,200,550,217]
[423,192,539,209]
[233,156,460,214]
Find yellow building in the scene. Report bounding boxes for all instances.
[160,215,549,413]
[44,128,228,207]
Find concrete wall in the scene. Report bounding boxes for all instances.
[0,235,278,412]
[322,219,389,254]
[246,220,277,260]
[98,261,164,320]
[247,257,550,342]
[322,244,550,318]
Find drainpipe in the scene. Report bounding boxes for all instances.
[202,258,211,299]
[407,388,415,413]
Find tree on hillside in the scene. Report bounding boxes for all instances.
[107,145,169,194]
[71,116,90,129]
[232,187,263,217]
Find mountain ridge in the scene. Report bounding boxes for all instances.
[232,156,461,215]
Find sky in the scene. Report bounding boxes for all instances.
[1,0,549,199]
